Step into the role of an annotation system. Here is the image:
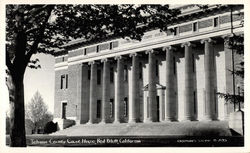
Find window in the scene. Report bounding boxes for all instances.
[139,62,143,79]
[156,96,160,122]
[173,27,179,36]
[110,99,114,118]
[147,97,149,118]
[156,60,159,77]
[62,57,65,62]
[96,45,99,53]
[60,75,65,89]
[61,74,68,89]
[88,69,91,80]
[110,67,114,83]
[124,97,128,117]
[62,102,67,119]
[84,48,87,55]
[193,22,198,32]
[97,100,101,118]
[109,42,113,50]
[214,89,217,112]
[173,57,176,75]
[193,91,196,114]
[192,54,195,73]
[65,74,68,89]
[213,17,219,27]
[124,65,128,82]
[97,69,101,85]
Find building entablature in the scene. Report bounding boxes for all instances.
[55,6,243,70]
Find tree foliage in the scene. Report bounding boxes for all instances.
[6,4,180,146]
[217,7,244,107]
[25,91,53,134]
[218,34,244,105]
[6,5,180,64]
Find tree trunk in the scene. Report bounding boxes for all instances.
[7,72,26,147]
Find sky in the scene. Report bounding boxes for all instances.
[24,53,55,113]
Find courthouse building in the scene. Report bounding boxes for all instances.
[53,5,244,127]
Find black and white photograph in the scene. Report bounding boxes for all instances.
[0,1,248,152]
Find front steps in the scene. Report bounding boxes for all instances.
[51,121,232,136]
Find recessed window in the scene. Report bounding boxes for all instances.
[84,48,87,55]
[124,97,128,117]
[88,69,91,80]
[110,67,114,83]
[147,97,149,118]
[97,69,101,85]
[194,91,196,114]
[192,54,195,73]
[193,22,198,32]
[173,57,176,75]
[65,74,68,89]
[213,17,219,27]
[60,75,65,89]
[109,42,113,50]
[62,57,65,62]
[139,62,143,79]
[97,100,101,118]
[96,45,99,53]
[62,102,67,119]
[124,65,128,82]
[156,60,159,77]
[173,27,179,36]
[110,99,114,118]
[60,74,68,89]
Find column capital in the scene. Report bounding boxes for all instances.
[88,61,95,65]
[201,38,216,44]
[162,46,177,51]
[221,33,234,39]
[81,63,89,66]
[101,58,109,63]
[114,55,122,60]
[129,52,138,57]
[145,49,155,54]
[181,42,196,48]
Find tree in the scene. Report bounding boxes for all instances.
[6,4,180,146]
[218,34,244,110]
[25,91,53,134]
[218,6,244,111]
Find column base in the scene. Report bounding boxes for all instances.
[202,116,218,121]
[86,121,94,125]
[164,118,178,122]
[182,116,197,121]
[99,121,107,124]
[128,118,137,124]
[143,118,153,123]
[113,120,121,124]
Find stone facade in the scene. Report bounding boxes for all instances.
[54,5,244,126]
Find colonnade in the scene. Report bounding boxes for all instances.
[85,39,217,124]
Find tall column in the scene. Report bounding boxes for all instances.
[145,49,157,122]
[201,38,217,120]
[182,42,196,121]
[129,53,139,123]
[164,46,177,121]
[100,58,110,123]
[114,56,124,123]
[78,63,90,124]
[88,61,97,124]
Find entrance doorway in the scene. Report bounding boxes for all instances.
[62,102,67,119]
[156,96,159,122]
